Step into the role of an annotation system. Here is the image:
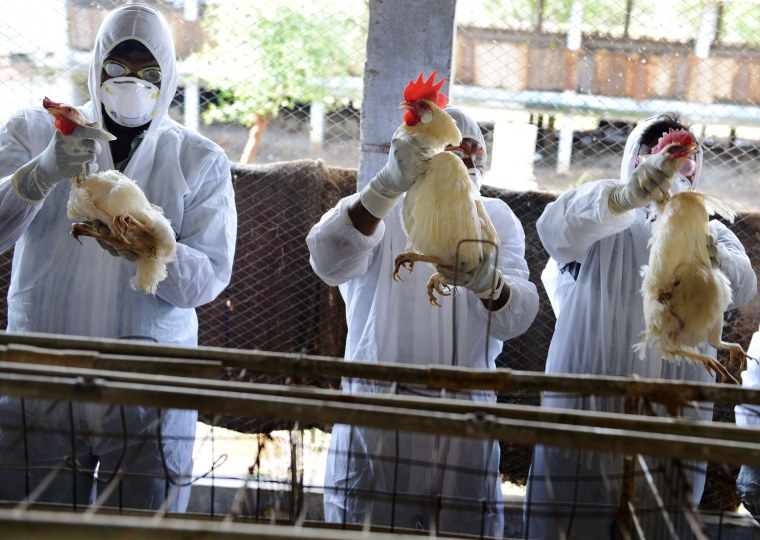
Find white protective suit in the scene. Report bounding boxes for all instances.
[735,329,760,520]
[307,108,539,537]
[523,117,756,539]
[0,4,236,511]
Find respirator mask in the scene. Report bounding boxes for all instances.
[446,139,487,187]
[100,77,160,128]
[467,168,483,187]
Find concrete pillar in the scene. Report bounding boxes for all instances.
[358,0,456,190]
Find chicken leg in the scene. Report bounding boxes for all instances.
[394,252,461,306]
[392,251,446,281]
[70,213,148,253]
[662,347,738,384]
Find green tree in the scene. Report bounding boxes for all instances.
[188,0,367,163]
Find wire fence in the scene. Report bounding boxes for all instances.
[2,0,760,534]
[1,336,760,538]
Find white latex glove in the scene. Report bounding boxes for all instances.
[608,151,684,214]
[11,125,112,204]
[707,232,720,269]
[435,253,505,300]
[359,137,432,218]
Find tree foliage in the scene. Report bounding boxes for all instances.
[187,0,367,160]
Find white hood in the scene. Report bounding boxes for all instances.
[87,3,177,132]
[620,115,703,189]
[445,106,487,159]
[84,4,178,183]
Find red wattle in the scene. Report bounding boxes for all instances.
[403,110,419,126]
[55,117,77,136]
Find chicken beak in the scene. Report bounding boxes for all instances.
[45,107,64,120]
[399,102,413,111]
[42,97,64,119]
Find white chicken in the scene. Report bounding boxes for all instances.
[43,97,176,295]
[390,72,500,306]
[639,130,749,382]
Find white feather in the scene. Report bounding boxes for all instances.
[67,170,176,295]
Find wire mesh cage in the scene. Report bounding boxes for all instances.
[1,336,760,539]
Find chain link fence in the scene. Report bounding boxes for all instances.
[2,0,760,526]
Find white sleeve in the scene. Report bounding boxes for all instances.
[536,180,637,264]
[0,111,47,253]
[709,220,757,310]
[156,151,236,308]
[541,257,576,318]
[736,329,760,427]
[306,193,385,287]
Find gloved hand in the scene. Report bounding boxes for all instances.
[92,220,139,261]
[608,151,683,214]
[435,252,505,300]
[706,232,720,269]
[359,137,432,218]
[11,125,111,204]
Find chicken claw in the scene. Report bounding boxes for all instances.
[392,251,445,282]
[70,221,134,252]
[393,256,415,282]
[427,272,452,307]
[727,346,754,375]
[705,358,739,385]
[111,213,148,244]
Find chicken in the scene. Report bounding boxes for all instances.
[390,72,499,306]
[43,97,177,295]
[639,130,748,382]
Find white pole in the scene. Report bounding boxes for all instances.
[309,102,325,151]
[183,0,200,131]
[566,0,584,51]
[695,0,719,59]
[556,114,574,174]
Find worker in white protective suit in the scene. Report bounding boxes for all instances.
[523,114,756,539]
[0,4,236,511]
[307,107,539,538]
[735,329,760,522]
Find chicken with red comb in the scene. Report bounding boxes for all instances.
[389,72,503,306]
[43,97,176,295]
[637,129,751,381]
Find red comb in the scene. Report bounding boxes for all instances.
[650,128,694,154]
[403,71,448,109]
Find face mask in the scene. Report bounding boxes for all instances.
[100,77,160,128]
[468,167,482,187]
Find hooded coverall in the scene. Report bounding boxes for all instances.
[523,116,756,539]
[307,107,539,537]
[0,4,236,511]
